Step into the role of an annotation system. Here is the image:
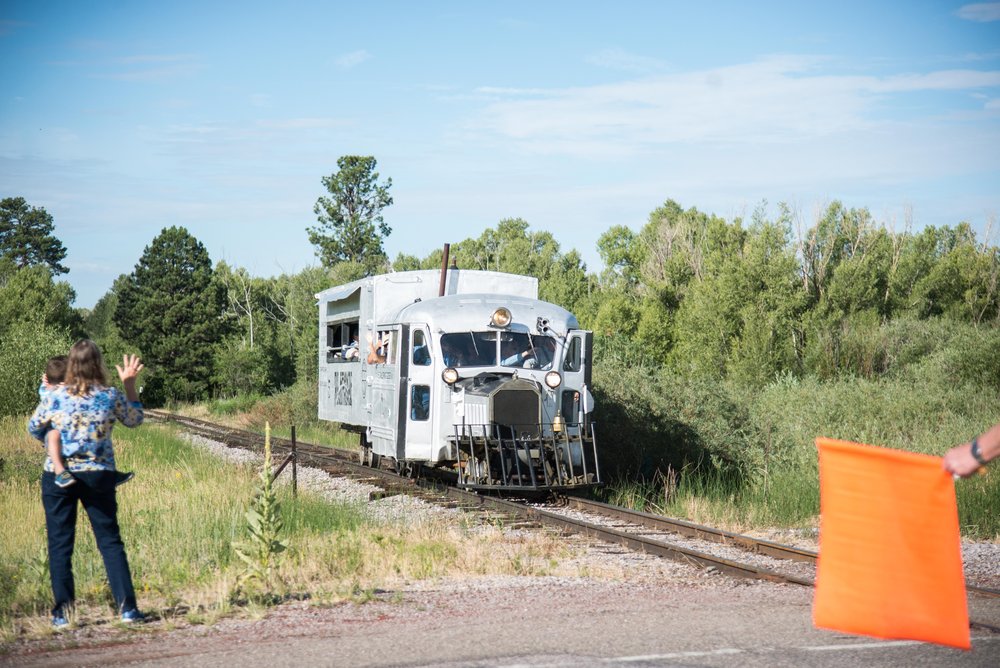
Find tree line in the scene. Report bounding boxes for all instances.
[2,159,998,430]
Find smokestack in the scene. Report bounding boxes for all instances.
[438,243,451,297]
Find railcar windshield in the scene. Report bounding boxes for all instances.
[441,332,497,367]
[440,331,558,369]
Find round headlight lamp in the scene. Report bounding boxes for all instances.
[442,367,459,385]
[544,370,562,389]
[490,307,512,328]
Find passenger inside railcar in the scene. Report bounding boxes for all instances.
[367,331,389,364]
[501,333,556,369]
[412,329,431,366]
[343,333,360,361]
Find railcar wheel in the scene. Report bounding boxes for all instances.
[394,460,421,478]
[359,432,380,468]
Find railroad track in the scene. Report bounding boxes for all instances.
[146,410,1000,617]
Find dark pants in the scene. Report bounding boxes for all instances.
[41,470,138,617]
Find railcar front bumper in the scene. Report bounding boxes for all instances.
[450,422,600,492]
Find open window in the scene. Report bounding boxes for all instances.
[412,329,431,366]
[326,321,361,363]
[368,330,395,365]
[562,335,582,372]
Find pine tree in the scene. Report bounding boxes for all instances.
[114,226,223,403]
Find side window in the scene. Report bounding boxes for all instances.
[328,321,361,363]
[412,329,431,366]
[563,336,582,372]
[326,324,343,363]
[561,390,579,421]
[369,330,394,365]
[410,385,430,421]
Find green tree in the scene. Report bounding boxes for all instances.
[0,259,82,340]
[308,156,393,272]
[597,225,642,289]
[0,197,68,274]
[0,320,72,416]
[114,227,223,404]
[268,265,349,385]
[83,275,131,365]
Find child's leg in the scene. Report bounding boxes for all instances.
[46,430,66,475]
[47,430,75,488]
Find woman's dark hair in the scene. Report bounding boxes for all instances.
[65,339,108,395]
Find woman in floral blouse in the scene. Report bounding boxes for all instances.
[28,339,146,627]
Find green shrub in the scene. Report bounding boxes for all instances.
[593,357,751,484]
[0,321,71,417]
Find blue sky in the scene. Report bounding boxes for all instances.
[2,1,999,308]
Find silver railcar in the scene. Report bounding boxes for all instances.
[317,269,599,492]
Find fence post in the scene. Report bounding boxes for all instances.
[291,425,297,498]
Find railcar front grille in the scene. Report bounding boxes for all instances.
[492,388,539,437]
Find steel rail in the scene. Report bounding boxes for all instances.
[145,409,1000,598]
[561,495,1000,601]
[435,487,815,585]
[563,496,818,562]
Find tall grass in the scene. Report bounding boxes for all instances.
[596,360,1000,538]
[0,415,573,640]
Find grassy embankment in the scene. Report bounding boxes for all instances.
[596,334,1000,539]
[0,413,572,642]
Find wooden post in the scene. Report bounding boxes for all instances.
[291,425,297,498]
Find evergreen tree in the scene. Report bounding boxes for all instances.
[114,226,223,403]
[0,196,69,275]
[308,156,393,272]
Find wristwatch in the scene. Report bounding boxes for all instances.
[970,438,987,465]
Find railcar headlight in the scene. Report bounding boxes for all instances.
[442,367,459,385]
[490,307,512,328]
[544,370,562,389]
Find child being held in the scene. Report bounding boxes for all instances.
[40,355,134,489]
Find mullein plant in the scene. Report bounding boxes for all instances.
[234,423,288,595]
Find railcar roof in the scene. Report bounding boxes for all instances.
[391,293,578,332]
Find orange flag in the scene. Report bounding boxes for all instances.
[813,437,970,650]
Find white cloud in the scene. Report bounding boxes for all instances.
[466,56,1000,157]
[95,54,200,81]
[256,118,349,130]
[115,54,194,64]
[957,3,1000,22]
[585,48,668,73]
[986,98,1000,110]
[335,49,372,69]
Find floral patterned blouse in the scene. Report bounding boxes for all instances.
[28,385,144,472]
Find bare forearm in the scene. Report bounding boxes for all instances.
[123,378,139,403]
[976,423,1000,463]
[943,422,1000,477]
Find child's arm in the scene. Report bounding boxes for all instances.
[46,429,66,475]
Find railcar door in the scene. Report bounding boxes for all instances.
[367,324,409,461]
[559,331,594,425]
[404,325,435,461]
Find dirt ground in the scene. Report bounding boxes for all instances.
[4,570,1000,667]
